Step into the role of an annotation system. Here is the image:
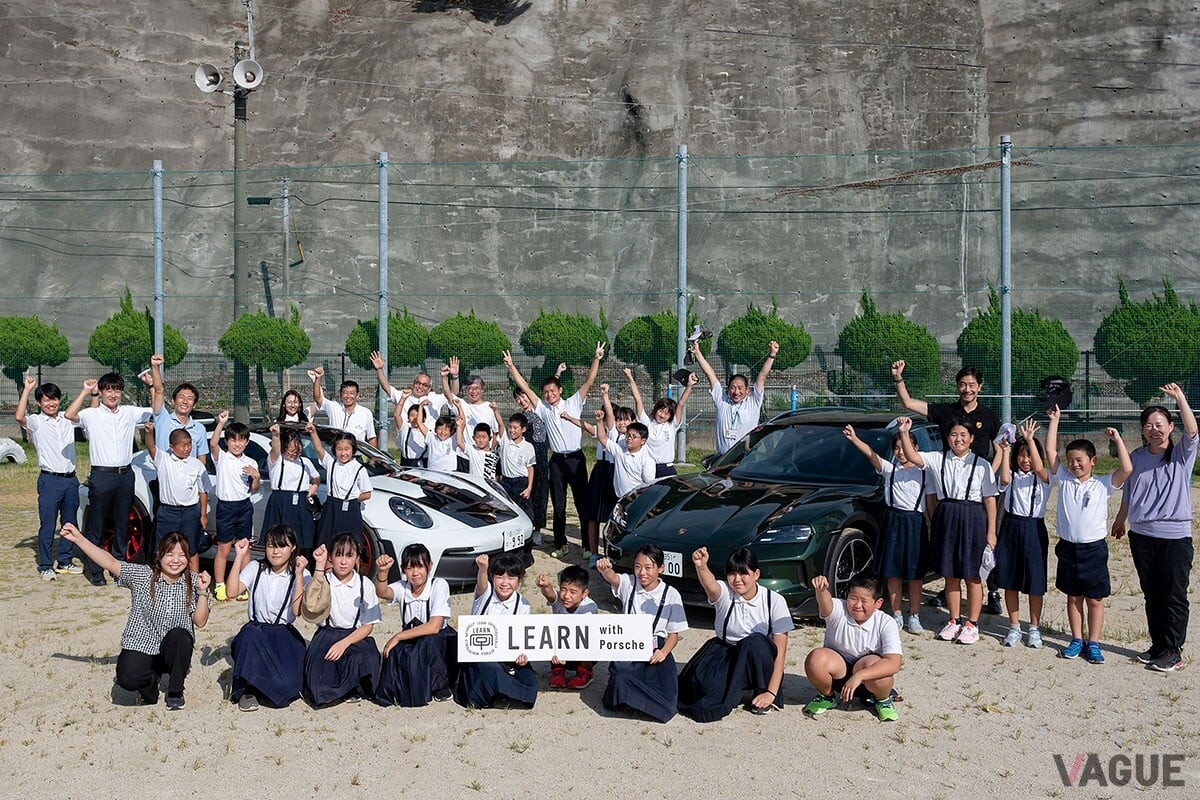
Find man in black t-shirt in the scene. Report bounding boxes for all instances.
[890,361,1000,458]
[891,359,1004,614]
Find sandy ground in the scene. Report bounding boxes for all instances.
[1,453,1197,800]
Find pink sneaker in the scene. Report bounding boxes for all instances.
[937,620,962,641]
[955,623,980,645]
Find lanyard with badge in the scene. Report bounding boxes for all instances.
[277,457,306,506]
[332,460,365,512]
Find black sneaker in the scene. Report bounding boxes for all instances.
[238,693,260,712]
[1135,647,1161,664]
[983,591,1003,615]
[1146,650,1185,673]
[88,574,107,587]
[164,693,186,711]
[927,590,946,609]
[432,688,453,703]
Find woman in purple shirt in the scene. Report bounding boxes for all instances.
[1112,383,1197,673]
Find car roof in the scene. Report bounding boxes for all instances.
[764,407,932,427]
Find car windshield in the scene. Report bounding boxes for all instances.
[709,422,894,484]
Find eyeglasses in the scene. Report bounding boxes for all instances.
[412,380,431,388]
[625,433,645,440]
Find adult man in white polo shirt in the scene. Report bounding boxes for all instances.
[369,349,452,422]
[311,365,377,447]
[504,342,605,557]
[691,339,779,455]
[66,372,153,586]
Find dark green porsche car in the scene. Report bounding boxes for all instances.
[603,409,942,618]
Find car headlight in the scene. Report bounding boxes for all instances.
[610,501,627,529]
[756,524,815,545]
[389,497,433,529]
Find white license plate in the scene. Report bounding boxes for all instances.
[504,529,526,551]
[663,550,683,577]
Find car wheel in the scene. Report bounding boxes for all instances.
[91,499,154,565]
[824,528,875,598]
[358,526,383,577]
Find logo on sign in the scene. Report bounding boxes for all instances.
[463,621,499,657]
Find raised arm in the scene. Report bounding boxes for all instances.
[143,420,157,459]
[535,573,557,605]
[473,554,490,599]
[61,523,122,578]
[691,340,720,389]
[225,538,252,598]
[1107,427,1134,489]
[890,360,930,417]
[600,383,615,431]
[311,366,326,407]
[559,412,596,438]
[993,439,1011,486]
[209,409,229,464]
[754,340,779,395]
[811,574,834,619]
[1162,383,1198,439]
[372,554,396,602]
[149,353,166,414]
[896,417,925,468]
[594,557,622,589]
[575,341,606,398]
[414,400,431,437]
[306,421,326,463]
[65,378,97,422]
[441,357,461,401]
[369,351,397,398]
[690,546,723,603]
[842,424,883,472]
[15,375,35,427]
[674,372,698,424]
[623,367,646,419]
[1020,420,1049,482]
[268,423,282,462]
[501,350,536,404]
[1045,405,1062,473]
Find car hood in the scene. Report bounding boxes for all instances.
[626,472,876,547]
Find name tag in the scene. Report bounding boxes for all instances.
[458,614,653,662]
[292,494,299,506]
[342,500,350,512]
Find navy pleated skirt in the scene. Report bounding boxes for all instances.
[677,633,777,723]
[231,621,307,707]
[262,491,316,550]
[876,508,929,580]
[454,662,538,709]
[930,499,987,580]
[303,625,381,706]
[584,461,617,524]
[314,500,362,550]
[992,514,1049,595]
[603,637,678,723]
[376,627,458,707]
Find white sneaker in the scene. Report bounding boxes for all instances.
[532,531,543,547]
[906,614,925,635]
[892,611,904,628]
[40,568,57,582]
[1002,626,1022,647]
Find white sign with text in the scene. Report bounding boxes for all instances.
[457,614,654,662]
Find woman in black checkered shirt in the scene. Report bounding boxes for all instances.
[62,524,211,710]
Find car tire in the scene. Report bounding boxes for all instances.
[358,526,384,578]
[823,528,875,599]
[87,498,153,565]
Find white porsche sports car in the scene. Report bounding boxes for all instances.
[77,424,532,583]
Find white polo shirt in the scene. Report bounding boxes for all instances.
[212,448,257,502]
[425,434,458,472]
[326,572,382,629]
[605,440,657,498]
[23,412,78,473]
[534,393,586,454]
[712,385,765,455]
[389,387,449,419]
[152,449,208,506]
[639,413,681,465]
[471,588,531,616]
[921,450,998,502]
[387,576,452,629]
[77,404,153,468]
[877,460,928,513]
[612,574,688,639]
[239,561,311,624]
[711,582,795,643]
[320,454,372,502]
[1052,465,1117,544]
[268,455,319,493]
[821,598,903,661]
[318,399,377,442]
[397,423,428,461]
[499,436,536,481]
[1001,470,1051,518]
[459,400,497,437]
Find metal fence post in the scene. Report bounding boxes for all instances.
[999,135,1013,423]
[676,144,688,462]
[377,151,390,450]
[152,160,164,356]
[1084,349,1092,421]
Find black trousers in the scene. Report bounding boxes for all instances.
[84,469,135,579]
[1129,531,1194,654]
[116,628,194,703]
[548,451,588,547]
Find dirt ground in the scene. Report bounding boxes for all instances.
[0,449,1196,799]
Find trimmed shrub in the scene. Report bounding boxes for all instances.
[0,315,70,395]
[716,302,811,376]
[837,292,940,395]
[88,288,186,377]
[427,311,511,376]
[519,309,608,397]
[219,307,312,418]
[1095,278,1200,403]
[613,307,706,396]
[345,309,428,372]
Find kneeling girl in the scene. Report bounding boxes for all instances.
[374,544,458,706]
[677,547,792,721]
[455,553,537,708]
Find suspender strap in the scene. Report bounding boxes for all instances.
[888,463,927,513]
[626,579,669,635]
[940,451,978,501]
[333,462,365,502]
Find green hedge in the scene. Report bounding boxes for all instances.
[836,292,939,395]
[956,288,1079,394]
[345,309,428,372]
[716,302,811,376]
[0,315,70,395]
[427,311,512,376]
[88,288,186,378]
[1095,278,1200,403]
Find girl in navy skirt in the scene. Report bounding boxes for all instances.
[562,386,634,567]
[226,525,311,710]
[374,544,458,706]
[899,416,997,645]
[262,423,321,551]
[624,366,698,479]
[455,552,537,708]
[991,420,1051,649]
[844,421,930,634]
[312,431,372,550]
[596,545,688,722]
[303,535,382,706]
[677,547,793,721]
